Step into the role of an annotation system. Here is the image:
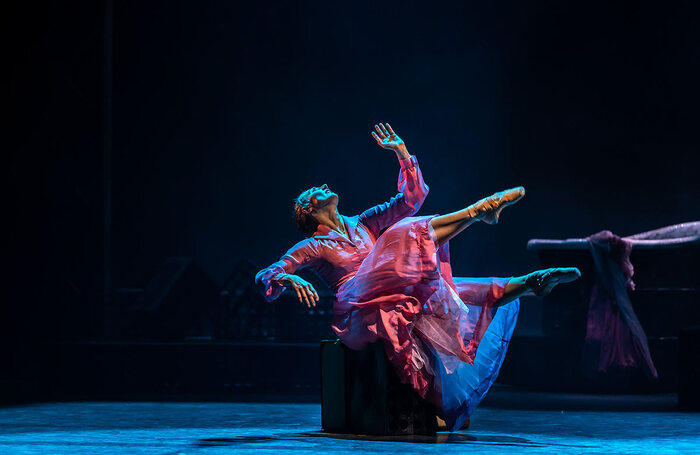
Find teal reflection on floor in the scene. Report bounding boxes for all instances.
[0,402,698,454]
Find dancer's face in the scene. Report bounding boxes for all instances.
[305,183,338,209]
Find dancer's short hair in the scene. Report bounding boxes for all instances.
[293,189,319,237]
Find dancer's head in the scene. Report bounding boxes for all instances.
[293,184,338,236]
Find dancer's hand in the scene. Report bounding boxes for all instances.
[280,274,319,308]
[371,123,409,159]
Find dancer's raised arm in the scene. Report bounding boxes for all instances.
[360,123,429,239]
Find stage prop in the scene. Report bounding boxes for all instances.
[679,325,700,412]
[518,221,700,392]
[321,339,437,436]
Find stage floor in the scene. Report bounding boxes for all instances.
[1,399,698,454]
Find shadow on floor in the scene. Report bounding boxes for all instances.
[194,431,589,449]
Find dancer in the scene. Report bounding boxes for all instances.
[255,123,580,431]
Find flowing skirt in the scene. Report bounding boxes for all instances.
[331,216,520,431]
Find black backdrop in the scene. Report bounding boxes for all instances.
[5,0,700,396]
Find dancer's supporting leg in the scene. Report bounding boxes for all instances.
[430,186,525,247]
[499,268,582,305]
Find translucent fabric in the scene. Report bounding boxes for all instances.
[584,230,657,379]
[332,216,519,431]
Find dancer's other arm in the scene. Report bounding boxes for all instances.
[255,240,320,307]
[361,123,429,238]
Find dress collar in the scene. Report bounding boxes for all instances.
[312,215,357,245]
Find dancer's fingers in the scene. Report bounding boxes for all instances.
[305,284,315,302]
[300,287,311,307]
[386,123,395,135]
[379,123,389,136]
[371,131,383,145]
[294,283,306,305]
[309,288,317,307]
[374,124,386,138]
[303,285,314,306]
[306,285,316,306]
[309,286,319,304]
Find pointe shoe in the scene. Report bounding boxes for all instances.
[473,186,526,224]
[526,267,582,296]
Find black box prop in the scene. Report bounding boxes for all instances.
[679,326,700,412]
[320,339,437,435]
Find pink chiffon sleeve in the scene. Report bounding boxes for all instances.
[255,239,319,302]
[358,155,429,239]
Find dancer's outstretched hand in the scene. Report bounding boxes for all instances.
[280,274,319,308]
[371,123,404,151]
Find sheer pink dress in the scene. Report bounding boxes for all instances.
[256,155,520,430]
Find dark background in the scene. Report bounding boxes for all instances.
[4,1,699,399]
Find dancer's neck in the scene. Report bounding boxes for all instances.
[314,206,344,234]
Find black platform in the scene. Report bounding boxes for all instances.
[320,340,437,436]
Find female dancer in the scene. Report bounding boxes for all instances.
[256,123,580,431]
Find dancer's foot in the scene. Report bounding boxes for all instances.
[436,415,447,431]
[471,186,525,224]
[436,416,470,431]
[525,267,581,296]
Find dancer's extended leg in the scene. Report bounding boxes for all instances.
[430,186,525,247]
